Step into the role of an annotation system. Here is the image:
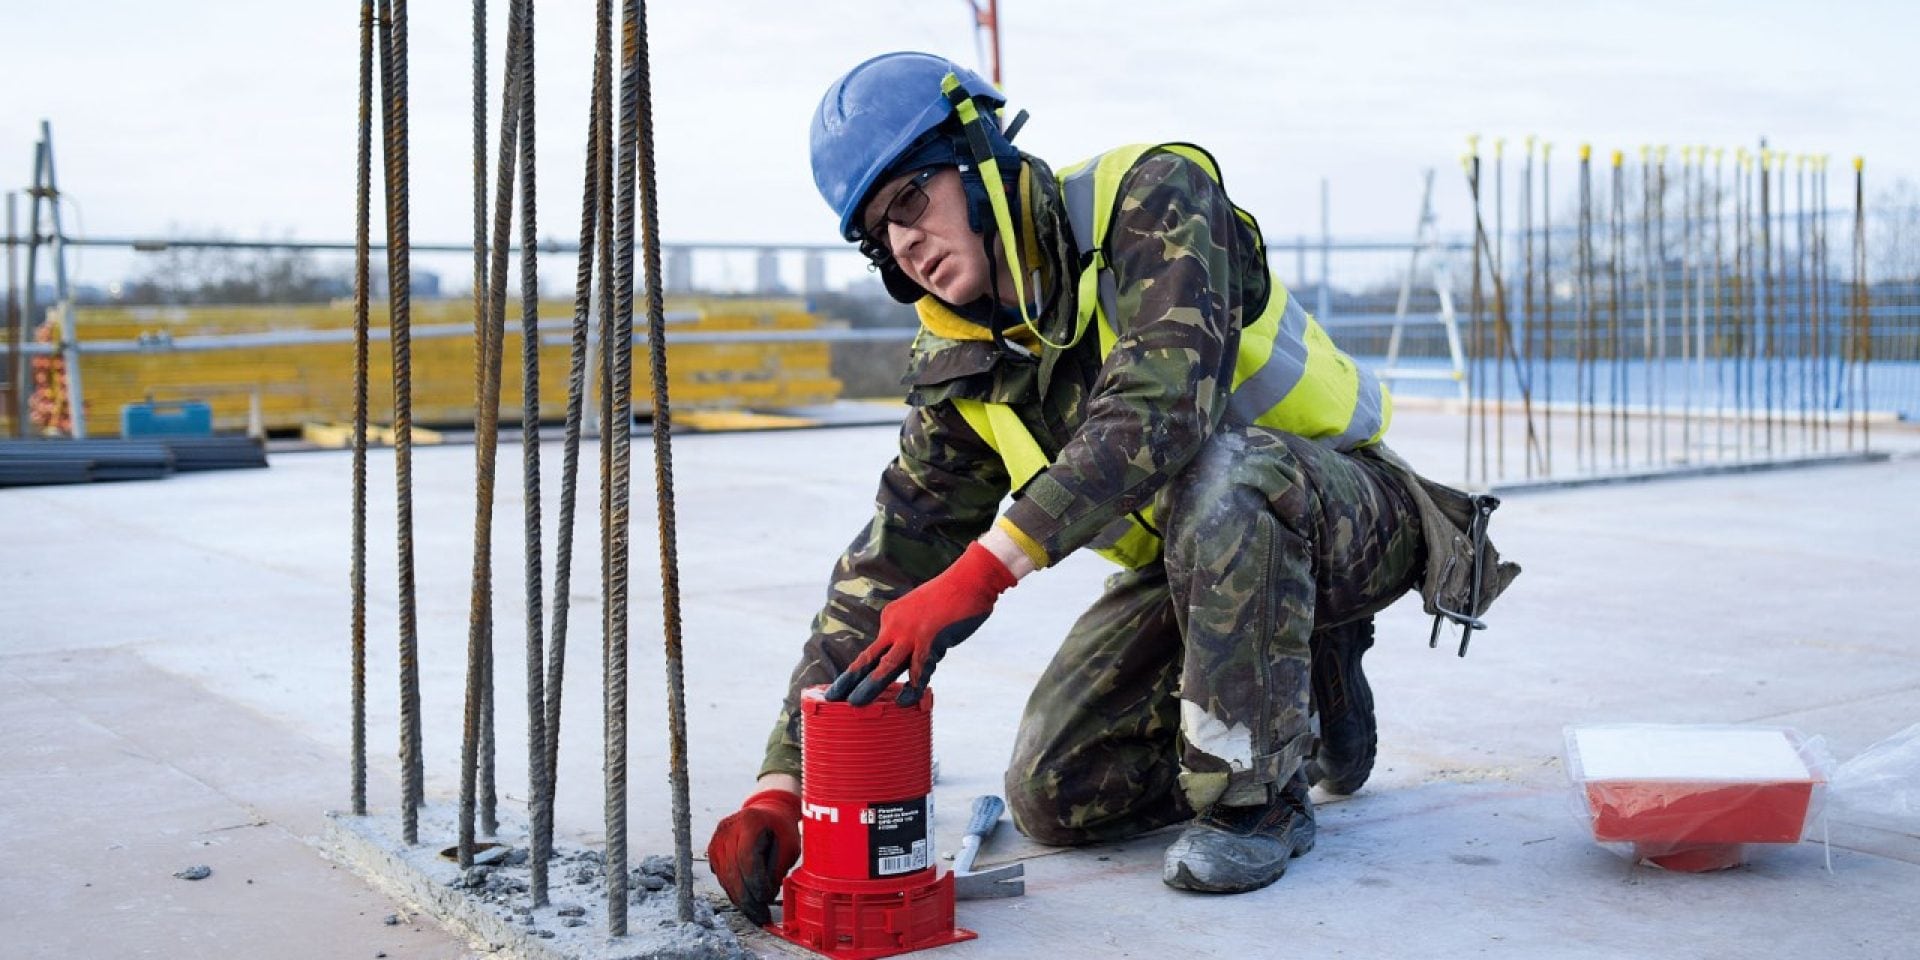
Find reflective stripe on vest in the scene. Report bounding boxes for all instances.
[950,397,1163,569]
[954,143,1391,569]
[1058,143,1390,448]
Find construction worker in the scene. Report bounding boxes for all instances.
[707,52,1517,920]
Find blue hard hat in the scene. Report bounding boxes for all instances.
[811,52,1006,242]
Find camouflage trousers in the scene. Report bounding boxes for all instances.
[1004,426,1424,846]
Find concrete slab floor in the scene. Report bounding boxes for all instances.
[2,409,1917,959]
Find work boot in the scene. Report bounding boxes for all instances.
[1306,617,1377,796]
[1161,773,1316,893]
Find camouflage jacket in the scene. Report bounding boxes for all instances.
[764,149,1272,777]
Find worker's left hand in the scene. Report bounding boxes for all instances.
[826,542,1018,707]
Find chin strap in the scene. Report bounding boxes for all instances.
[941,72,1087,351]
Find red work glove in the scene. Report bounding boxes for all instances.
[706,789,801,926]
[825,542,1018,708]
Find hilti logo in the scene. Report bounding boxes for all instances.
[802,802,839,824]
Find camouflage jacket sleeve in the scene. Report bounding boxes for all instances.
[1000,152,1250,565]
[760,401,1008,778]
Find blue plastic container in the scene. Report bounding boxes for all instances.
[121,400,214,438]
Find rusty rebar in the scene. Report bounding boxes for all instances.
[350,0,374,819]
[374,0,424,844]
[461,0,526,867]
[515,0,551,907]
[629,0,697,922]
[538,0,615,914]
[606,0,643,933]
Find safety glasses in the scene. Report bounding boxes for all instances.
[856,168,936,265]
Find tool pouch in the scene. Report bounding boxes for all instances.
[1362,445,1521,622]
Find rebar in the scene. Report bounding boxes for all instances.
[606,0,643,933]
[1521,137,1534,480]
[1796,155,1810,453]
[1541,142,1553,477]
[1639,147,1654,468]
[373,0,425,845]
[1577,146,1593,473]
[461,0,527,867]
[1720,149,1735,460]
[1854,157,1869,452]
[1655,146,1668,466]
[1466,144,1483,487]
[1494,138,1505,480]
[515,0,551,907]
[350,0,374,819]
[1680,147,1693,462]
[1610,151,1624,470]
[629,0,698,922]
[537,0,614,915]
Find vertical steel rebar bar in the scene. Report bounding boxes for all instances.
[1494,139,1506,480]
[350,0,375,820]
[1720,148,1735,460]
[606,0,644,933]
[1467,146,1484,486]
[1542,142,1554,477]
[629,0,697,921]
[1654,146,1668,465]
[373,0,425,844]
[1738,150,1753,458]
[1639,147,1654,468]
[515,0,551,907]
[1796,155,1810,454]
[1854,157,1869,453]
[462,0,527,867]
[1815,156,1829,452]
[1611,151,1625,470]
[1760,146,1774,454]
[540,0,614,914]
[1578,146,1594,473]
[1522,137,1535,479]
[1680,147,1694,462]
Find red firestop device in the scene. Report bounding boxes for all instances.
[769,684,975,959]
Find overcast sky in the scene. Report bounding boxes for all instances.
[2,0,1915,289]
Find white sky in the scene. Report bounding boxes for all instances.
[2,0,1915,288]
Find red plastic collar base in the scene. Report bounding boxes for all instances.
[769,865,975,960]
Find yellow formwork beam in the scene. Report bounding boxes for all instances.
[56,298,843,437]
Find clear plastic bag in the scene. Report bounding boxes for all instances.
[1563,724,1832,872]
[1828,722,1920,833]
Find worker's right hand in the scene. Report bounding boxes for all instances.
[706,788,801,926]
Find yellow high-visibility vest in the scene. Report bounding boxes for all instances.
[947,143,1392,568]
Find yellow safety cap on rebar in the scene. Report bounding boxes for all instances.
[1467,134,1481,152]
[1658,145,1669,162]
[1611,149,1623,167]
[1495,137,1506,156]
[1580,144,1592,161]
[1526,134,1537,152]
[1854,156,1864,171]
[1681,145,1693,162]
[1542,141,1553,158]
